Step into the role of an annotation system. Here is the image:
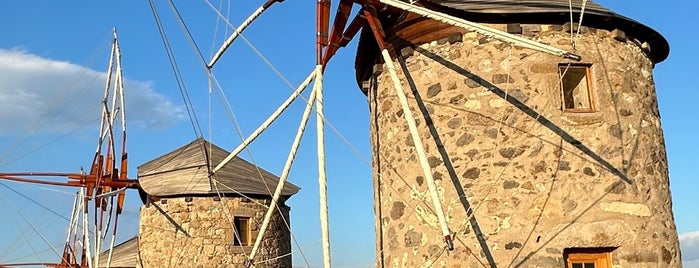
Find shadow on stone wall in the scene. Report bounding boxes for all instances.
[150,201,190,237]
[507,138,564,267]
[396,54,498,268]
[410,45,632,184]
[386,40,636,267]
[592,39,644,175]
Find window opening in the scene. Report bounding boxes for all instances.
[559,64,594,112]
[233,216,251,246]
[565,248,613,268]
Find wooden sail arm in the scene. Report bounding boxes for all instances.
[0,172,139,189]
[321,0,354,66]
[362,7,388,49]
[323,2,368,67]
[120,152,128,181]
[339,12,366,48]
[316,0,331,64]
[0,262,64,267]
[59,242,78,268]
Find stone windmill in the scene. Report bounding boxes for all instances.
[349,0,680,267]
[142,0,681,267]
[137,138,299,267]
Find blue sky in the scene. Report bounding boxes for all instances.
[0,1,696,267]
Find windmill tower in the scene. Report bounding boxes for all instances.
[137,138,299,267]
[354,1,680,267]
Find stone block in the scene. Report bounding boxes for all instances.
[600,202,651,216]
[506,23,522,34]
[400,46,414,57]
[373,64,383,76]
[522,24,541,33]
[612,29,627,42]
[492,74,514,84]
[427,83,442,98]
[447,32,463,44]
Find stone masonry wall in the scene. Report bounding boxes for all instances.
[138,196,291,268]
[368,23,680,267]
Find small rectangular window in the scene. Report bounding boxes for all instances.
[565,248,613,268]
[559,64,594,112]
[233,217,251,246]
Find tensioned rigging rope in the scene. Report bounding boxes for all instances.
[0,182,70,222]
[0,189,69,265]
[0,32,113,166]
[377,42,454,251]
[207,72,316,265]
[202,0,383,192]
[151,1,313,266]
[211,71,316,173]
[9,216,45,265]
[203,0,378,188]
[380,0,581,61]
[254,239,322,265]
[0,247,57,264]
[138,8,251,255]
[191,1,520,266]
[0,195,69,262]
[172,3,320,267]
[0,193,65,263]
[358,30,597,265]
[569,0,575,48]
[148,0,205,139]
[575,0,589,44]
[163,0,277,208]
[1,109,101,168]
[166,0,208,69]
[202,0,298,91]
[207,69,314,265]
[398,56,608,268]
[249,80,318,264]
[360,48,640,267]
[207,0,281,68]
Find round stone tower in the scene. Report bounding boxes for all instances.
[356,1,680,267]
[136,138,298,267]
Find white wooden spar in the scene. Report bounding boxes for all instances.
[64,191,80,258]
[380,48,454,250]
[212,70,315,174]
[314,65,332,268]
[364,7,455,249]
[248,75,319,265]
[207,0,281,68]
[379,0,582,61]
[94,34,117,167]
[82,188,94,268]
[115,32,127,144]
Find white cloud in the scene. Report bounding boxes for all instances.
[681,230,699,262]
[0,48,183,136]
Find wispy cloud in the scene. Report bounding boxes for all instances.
[0,48,183,136]
[681,230,699,263]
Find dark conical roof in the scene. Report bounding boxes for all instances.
[355,0,669,88]
[137,138,300,197]
[424,0,668,63]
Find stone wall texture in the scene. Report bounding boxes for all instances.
[367,23,681,267]
[138,196,291,268]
